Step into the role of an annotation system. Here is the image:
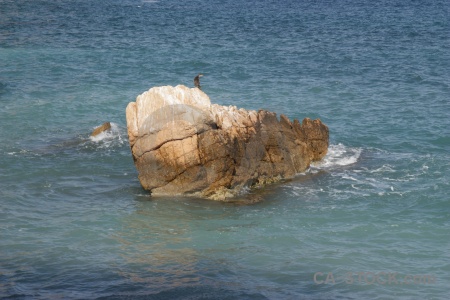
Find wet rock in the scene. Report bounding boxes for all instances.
[91,122,111,137]
[126,85,329,200]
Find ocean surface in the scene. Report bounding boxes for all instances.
[1,0,449,299]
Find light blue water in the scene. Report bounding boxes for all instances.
[1,0,449,299]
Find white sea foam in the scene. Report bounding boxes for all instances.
[311,143,362,170]
[370,164,396,173]
[7,149,29,156]
[89,122,124,147]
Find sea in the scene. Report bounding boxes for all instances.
[1,0,449,299]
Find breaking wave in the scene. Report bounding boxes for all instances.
[89,122,125,148]
[311,143,362,170]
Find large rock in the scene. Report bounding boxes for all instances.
[126,85,329,200]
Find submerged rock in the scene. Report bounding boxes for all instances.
[91,122,111,137]
[126,85,329,200]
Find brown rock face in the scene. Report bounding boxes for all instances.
[126,85,329,200]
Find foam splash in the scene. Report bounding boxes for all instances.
[311,143,362,170]
[7,149,31,156]
[89,122,124,148]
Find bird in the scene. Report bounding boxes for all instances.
[194,74,203,90]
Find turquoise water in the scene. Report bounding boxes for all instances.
[1,0,449,299]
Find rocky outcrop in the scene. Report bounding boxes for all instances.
[126,85,329,200]
[91,122,111,137]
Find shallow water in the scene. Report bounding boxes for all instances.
[1,0,449,299]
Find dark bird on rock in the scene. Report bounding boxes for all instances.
[194,74,203,90]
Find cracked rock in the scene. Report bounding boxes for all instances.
[126,85,329,200]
